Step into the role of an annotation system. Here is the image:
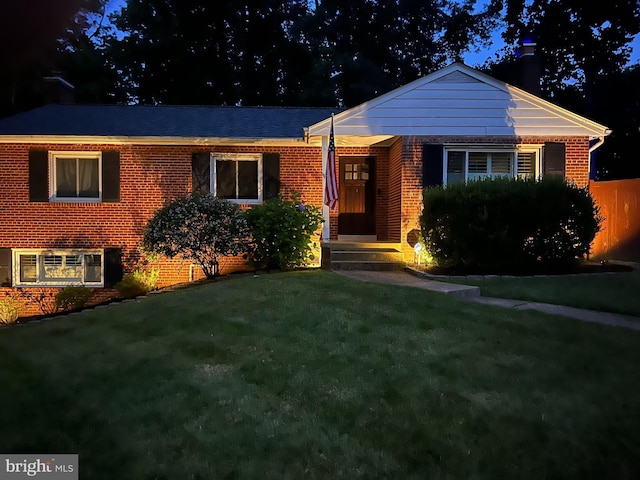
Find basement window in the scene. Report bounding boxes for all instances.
[12,249,104,287]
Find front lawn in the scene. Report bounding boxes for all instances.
[1,270,639,479]
[438,270,640,317]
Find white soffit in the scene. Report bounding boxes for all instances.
[307,63,610,139]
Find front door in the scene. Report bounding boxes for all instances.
[338,156,376,235]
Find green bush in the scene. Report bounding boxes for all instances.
[0,293,21,325]
[420,176,601,273]
[115,268,160,299]
[55,285,93,312]
[246,193,324,270]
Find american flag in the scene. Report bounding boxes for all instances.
[324,115,338,210]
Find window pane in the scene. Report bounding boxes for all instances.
[84,254,102,283]
[42,255,81,281]
[216,160,236,199]
[517,152,536,178]
[447,151,465,184]
[237,161,258,199]
[56,158,77,197]
[468,152,488,174]
[78,158,99,198]
[20,255,37,283]
[491,152,513,175]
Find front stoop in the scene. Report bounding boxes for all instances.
[322,242,406,271]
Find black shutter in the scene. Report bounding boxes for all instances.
[102,151,121,202]
[422,144,444,188]
[263,153,280,201]
[0,248,11,287]
[543,142,566,178]
[29,150,49,202]
[104,248,123,287]
[192,153,211,194]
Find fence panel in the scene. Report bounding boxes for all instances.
[589,179,640,260]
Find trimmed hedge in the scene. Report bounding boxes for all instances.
[420,177,601,273]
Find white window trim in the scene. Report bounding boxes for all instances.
[49,151,102,202]
[210,153,263,204]
[12,249,104,287]
[443,145,542,185]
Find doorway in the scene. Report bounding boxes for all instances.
[338,156,376,235]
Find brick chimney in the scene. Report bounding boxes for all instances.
[518,36,541,95]
[43,75,75,104]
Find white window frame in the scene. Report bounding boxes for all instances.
[49,151,102,202]
[12,249,104,287]
[211,153,263,204]
[443,145,542,185]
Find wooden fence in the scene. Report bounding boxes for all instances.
[589,179,640,260]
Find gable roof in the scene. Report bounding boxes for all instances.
[307,62,610,140]
[0,104,336,143]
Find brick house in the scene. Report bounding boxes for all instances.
[0,63,610,314]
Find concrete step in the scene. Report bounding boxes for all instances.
[323,242,406,271]
[331,260,407,272]
[330,250,404,263]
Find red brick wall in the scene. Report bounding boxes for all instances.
[0,142,325,316]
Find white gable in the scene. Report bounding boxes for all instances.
[307,63,610,140]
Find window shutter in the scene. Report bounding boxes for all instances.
[422,144,444,188]
[543,142,566,178]
[263,153,280,200]
[192,153,211,194]
[29,150,49,202]
[102,151,121,202]
[0,248,11,287]
[104,248,123,287]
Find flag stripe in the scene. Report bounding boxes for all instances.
[324,116,338,210]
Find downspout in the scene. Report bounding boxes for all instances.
[588,131,611,181]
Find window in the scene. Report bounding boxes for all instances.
[444,147,539,184]
[212,153,262,204]
[12,250,104,287]
[50,152,101,201]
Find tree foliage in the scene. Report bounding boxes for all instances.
[107,0,500,107]
[142,194,250,278]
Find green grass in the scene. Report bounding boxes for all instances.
[1,270,640,479]
[439,270,640,317]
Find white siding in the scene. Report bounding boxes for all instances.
[307,63,609,139]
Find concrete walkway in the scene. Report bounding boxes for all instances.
[334,269,640,331]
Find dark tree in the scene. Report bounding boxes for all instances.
[109,0,315,105]
[306,0,500,106]
[0,0,121,117]
[488,0,640,97]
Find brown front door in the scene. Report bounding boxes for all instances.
[338,156,376,235]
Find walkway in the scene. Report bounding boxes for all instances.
[334,269,640,331]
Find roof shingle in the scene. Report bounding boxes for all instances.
[0,104,337,138]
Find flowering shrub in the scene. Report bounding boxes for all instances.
[143,193,250,278]
[246,193,323,270]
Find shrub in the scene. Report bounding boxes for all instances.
[246,193,323,270]
[420,176,601,273]
[0,293,21,325]
[55,285,93,312]
[115,268,160,299]
[143,193,250,278]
